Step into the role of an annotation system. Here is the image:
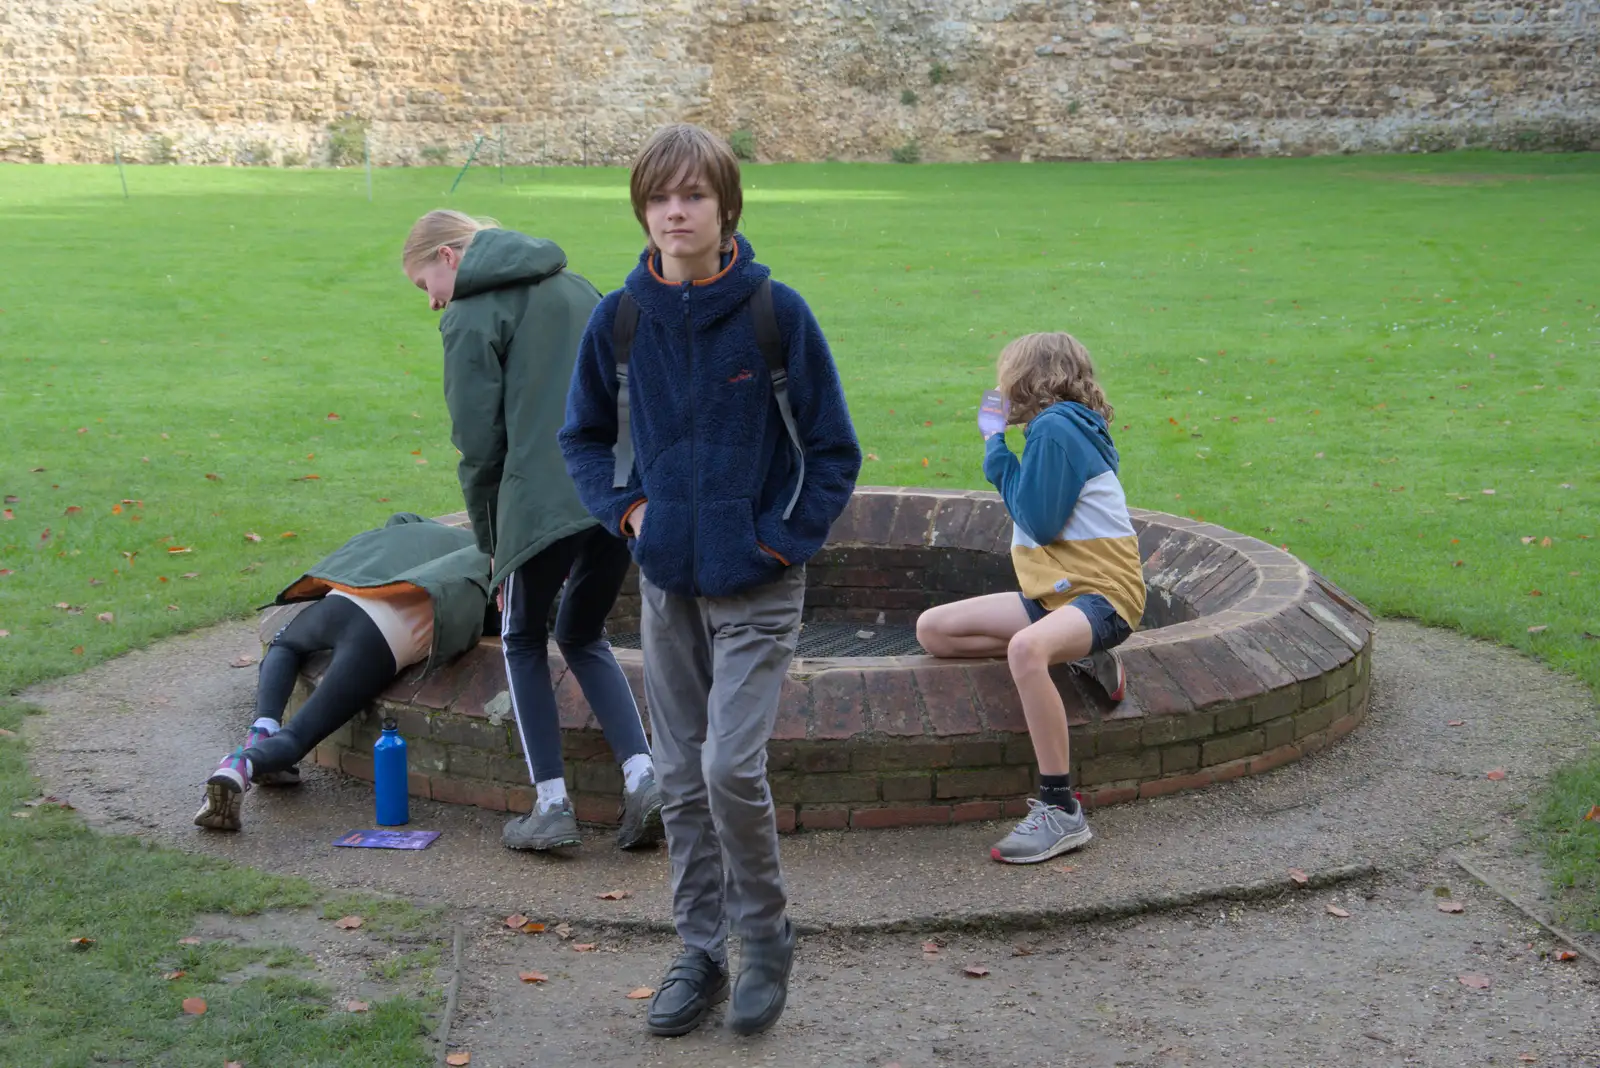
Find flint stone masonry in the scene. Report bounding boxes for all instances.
[263,485,1374,832]
[2,0,1595,164]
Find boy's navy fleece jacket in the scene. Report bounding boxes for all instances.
[559,234,861,598]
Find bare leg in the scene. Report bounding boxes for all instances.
[1006,606,1094,776]
[916,593,1032,659]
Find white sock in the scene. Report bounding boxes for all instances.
[621,753,653,793]
[251,717,281,735]
[535,778,568,813]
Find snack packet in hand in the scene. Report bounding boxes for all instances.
[978,389,1010,438]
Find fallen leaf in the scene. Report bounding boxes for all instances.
[97,612,114,624]
[572,943,597,953]
[1012,944,1035,957]
[597,889,630,901]
[0,728,13,736]
[865,453,880,461]
[1437,901,1465,914]
[963,964,991,978]
[39,527,50,542]
[225,1062,243,1068]
[230,655,258,669]
[1519,1055,1537,1063]
[205,473,221,481]
[1457,973,1492,990]
[65,505,82,516]
[1554,949,1579,961]
[626,987,654,999]
[1288,868,1310,886]
[521,922,546,934]
[72,645,84,655]
[182,572,200,579]
[1528,590,1543,597]
[1,510,11,522]
[1326,904,1351,918]
[1521,536,1534,544]
[1452,560,1466,568]
[111,504,123,514]
[1482,488,1496,495]
[178,937,204,945]
[445,1054,470,1067]
[164,970,186,980]
[504,913,530,929]
[552,922,573,940]
[1447,719,1465,727]
[166,546,192,554]
[1584,806,1600,822]
[1486,768,1508,781]
[280,532,297,539]
[167,604,180,611]
[3,495,15,504]
[518,971,549,983]
[0,631,8,639]
[1541,536,1552,548]
[244,532,262,543]
[293,475,321,482]
[333,915,364,930]
[1528,625,1548,634]
[181,997,207,1015]
[327,412,341,421]
[921,941,942,954]
[68,936,95,947]
[345,1000,370,1012]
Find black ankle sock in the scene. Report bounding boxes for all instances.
[1038,774,1078,814]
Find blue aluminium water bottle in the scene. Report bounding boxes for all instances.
[373,717,410,827]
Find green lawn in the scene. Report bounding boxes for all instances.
[1,154,1598,1053]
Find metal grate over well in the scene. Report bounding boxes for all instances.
[607,622,925,658]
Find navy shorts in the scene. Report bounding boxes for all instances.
[1019,592,1132,653]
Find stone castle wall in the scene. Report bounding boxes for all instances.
[3,0,1597,165]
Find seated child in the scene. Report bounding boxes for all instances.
[194,513,493,832]
[916,332,1144,864]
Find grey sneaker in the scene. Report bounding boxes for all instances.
[990,798,1093,864]
[617,767,665,850]
[502,800,582,851]
[1072,649,1126,702]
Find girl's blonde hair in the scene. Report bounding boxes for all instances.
[401,209,499,272]
[996,332,1114,425]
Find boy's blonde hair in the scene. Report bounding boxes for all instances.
[996,332,1114,425]
[402,209,499,272]
[630,124,743,247]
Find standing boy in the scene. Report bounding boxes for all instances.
[560,125,861,1037]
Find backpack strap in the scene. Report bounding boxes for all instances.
[610,292,640,490]
[750,278,805,521]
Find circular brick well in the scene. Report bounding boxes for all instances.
[266,487,1373,832]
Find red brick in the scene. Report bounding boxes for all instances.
[851,493,902,545]
[1188,636,1280,701]
[1083,784,1138,809]
[1210,756,1251,784]
[887,498,938,547]
[968,660,1027,733]
[1080,750,1160,785]
[950,741,1005,766]
[793,746,851,773]
[571,793,621,825]
[505,785,535,814]
[380,661,428,704]
[797,806,849,831]
[1236,620,1324,683]
[1218,628,1304,691]
[1118,646,1193,716]
[1267,612,1345,673]
[772,676,812,741]
[913,666,982,736]
[850,805,952,829]
[957,497,1011,551]
[1248,742,1302,775]
[1327,710,1364,742]
[1148,643,1231,710]
[1186,554,1254,610]
[413,642,489,709]
[341,751,375,781]
[811,670,867,740]
[951,800,1002,823]
[879,772,934,802]
[1139,769,1215,799]
[431,777,508,811]
[798,773,880,804]
[1201,729,1265,767]
[314,744,341,770]
[774,804,797,834]
[1300,598,1368,655]
[861,668,924,736]
[935,766,1033,799]
[1000,797,1034,818]
[407,773,433,799]
[929,497,974,548]
[1160,743,1200,773]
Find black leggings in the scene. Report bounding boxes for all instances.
[246,596,398,775]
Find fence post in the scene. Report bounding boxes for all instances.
[364,133,373,201]
[114,144,129,199]
[449,134,487,194]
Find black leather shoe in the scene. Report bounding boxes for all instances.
[728,919,795,1036]
[646,949,728,1037]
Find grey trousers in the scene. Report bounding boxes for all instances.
[639,566,805,962]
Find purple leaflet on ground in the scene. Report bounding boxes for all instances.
[334,829,441,850]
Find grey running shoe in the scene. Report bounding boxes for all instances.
[617,767,665,850]
[256,765,302,787]
[502,800,582,851]
[1072,649,1127,702]
[194,748,250,832]
[990,798,1093,864]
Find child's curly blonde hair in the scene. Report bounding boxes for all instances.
[995,332,1113,425]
